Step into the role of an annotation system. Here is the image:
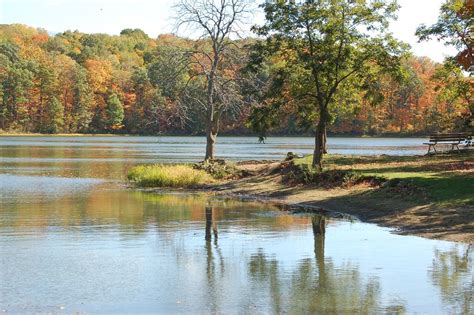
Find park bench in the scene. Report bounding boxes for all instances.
[423,133,472,154]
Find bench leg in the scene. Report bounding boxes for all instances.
[427,144,437,154]
[448,143,461,153]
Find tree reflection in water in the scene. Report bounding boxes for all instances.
[249,214,407,314]
[429,245,473,314]
[204,203,224,313]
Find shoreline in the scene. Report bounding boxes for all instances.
[210,189,472,243]
[141,183,473,244]
[0,132,433,138]
[133,153,474,244]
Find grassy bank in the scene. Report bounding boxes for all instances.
[128,152,473,242]
[128,164,213,188]
[229,152,473,242]
[293,153,474,206]
[127,153,473,205]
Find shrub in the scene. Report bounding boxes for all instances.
[193,159,241,179]
[127,164,213,188]
[283,162,386,188]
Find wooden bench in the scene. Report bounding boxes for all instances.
[423,133,472,154]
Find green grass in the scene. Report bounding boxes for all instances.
[294,153,474,206]
[127,164,213,188]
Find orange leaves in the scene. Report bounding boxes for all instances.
[85,59,112,94]
[32,33,48,44]
[123,92,136,107]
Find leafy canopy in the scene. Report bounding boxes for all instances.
[249,0,406,135]
[416,0,473,72]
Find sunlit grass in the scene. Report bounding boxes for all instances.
[127,164,213,188]
[294,153,474,205]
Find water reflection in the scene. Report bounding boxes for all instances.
[429,245,473,314]
[203,203,225,313]
[1,187,472,312]
[205,203,218,243]
[0,172,474,314]
[1,136,471,313]
[245,215,410,314]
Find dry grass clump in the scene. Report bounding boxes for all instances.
[128,164,213,188]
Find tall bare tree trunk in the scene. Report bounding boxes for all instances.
[204,52,218,161]
[175,0,250,162]
[205,127,217,160]
[205,113,218,161]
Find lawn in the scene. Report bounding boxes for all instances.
[294,153,474,206]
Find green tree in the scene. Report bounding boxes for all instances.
[71,65,94,132]
[432,61,473,131]
[148,46,187,99]
[126,67,167,134]
[252,0,405,170]
[105,93,124,131]
[416,0,473,72]
[120,28,149,40]
[44,96,64,133]
[0,42,34,131]
[34,63,57,132]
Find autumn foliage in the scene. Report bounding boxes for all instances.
[0,24,471,135]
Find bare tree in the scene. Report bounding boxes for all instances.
[174,0,252,160]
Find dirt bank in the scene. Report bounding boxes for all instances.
[198,155,473,244]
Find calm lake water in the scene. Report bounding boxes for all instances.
[0,136,472,313]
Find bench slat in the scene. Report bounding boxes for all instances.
[430,139,464,142]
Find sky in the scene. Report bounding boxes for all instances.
[0,0,456,62]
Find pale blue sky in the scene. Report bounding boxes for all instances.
[0,0,455,62]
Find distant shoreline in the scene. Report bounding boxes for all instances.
[0,132,433,138]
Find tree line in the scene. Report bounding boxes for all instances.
[0,0,471,167]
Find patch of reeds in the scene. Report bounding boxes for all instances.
[127,164,213,188]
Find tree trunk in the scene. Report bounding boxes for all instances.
[0,112,4,130]
[205,126,217,160]
[312,106,328,171]
[312,119,326,171]
[322,125,327,154]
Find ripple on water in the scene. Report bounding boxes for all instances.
[0,174,104,201]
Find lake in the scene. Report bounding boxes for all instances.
[0,135,429,162]
[0,136,472,313]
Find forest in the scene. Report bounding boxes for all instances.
[0,2,471,137]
